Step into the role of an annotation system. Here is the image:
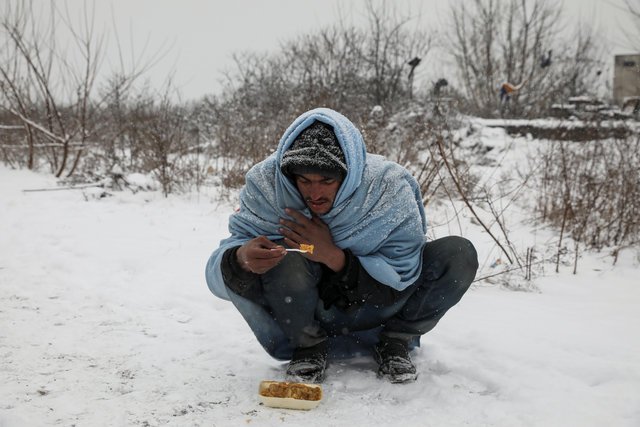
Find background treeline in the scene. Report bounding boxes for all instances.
[1,0,639,258]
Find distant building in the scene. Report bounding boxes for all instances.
[613,54,640,105]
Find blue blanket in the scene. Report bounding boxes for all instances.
[206,108,427,300]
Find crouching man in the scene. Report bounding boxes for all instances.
[205,108,478,383]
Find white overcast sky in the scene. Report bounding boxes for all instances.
[33,0,639,100]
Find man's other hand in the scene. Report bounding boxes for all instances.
[279,208,345,272]
[236,236,286,274]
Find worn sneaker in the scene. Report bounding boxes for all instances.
[286,341,328,383]
[374,337,418,383]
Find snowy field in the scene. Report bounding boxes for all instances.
[1,130,639,426]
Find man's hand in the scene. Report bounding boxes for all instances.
[236,236,286,274]
[279,208,345,272]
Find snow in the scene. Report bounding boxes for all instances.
[470,116,640,130]
[1,126,640,426]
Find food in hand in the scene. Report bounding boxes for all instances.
[299,244,314,254]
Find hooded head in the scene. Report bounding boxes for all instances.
[279,121,346,214]
[275,108,367,217]
[280,121,347,181]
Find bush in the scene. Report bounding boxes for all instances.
[535,134,640,252]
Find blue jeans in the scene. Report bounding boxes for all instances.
[227,236,478,360]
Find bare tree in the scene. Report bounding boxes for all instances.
[360,0,430,106]
[0,0,158,177]
[447,0,603,117]
[280,0,432,115]
[535,135,640,270]
[135,86,192,197]
[0,1,102,176]
[205,1,434,188]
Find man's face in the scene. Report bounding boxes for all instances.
[294,173,342,215]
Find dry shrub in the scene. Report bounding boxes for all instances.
[536,134,640,251]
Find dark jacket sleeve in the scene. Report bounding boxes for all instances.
[319,249,414,311]
[220,246,262,300]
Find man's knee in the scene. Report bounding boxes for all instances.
[432,235,477,268]
[451,236,478,273]
[449,236,478,292]
[422,236,478,290]
[263,252,320,293]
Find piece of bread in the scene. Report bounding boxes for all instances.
[299,244,314,254]
[258,380,322,410]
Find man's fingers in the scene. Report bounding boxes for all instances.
[284,208,311,224]
[244,250,286,274]
[239,237,287,274]
[251,246,285,259]
[310,215,329,229]
[255,236,280,249]
[281,208,315,232]
[251,236,284,251]
[280,226,305,244]
[279,218,304,234]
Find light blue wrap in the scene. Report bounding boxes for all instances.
[206,108,427,301]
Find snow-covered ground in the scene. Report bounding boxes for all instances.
[1,129,639,426]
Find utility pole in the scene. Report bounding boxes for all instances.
[407,57,421,100]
